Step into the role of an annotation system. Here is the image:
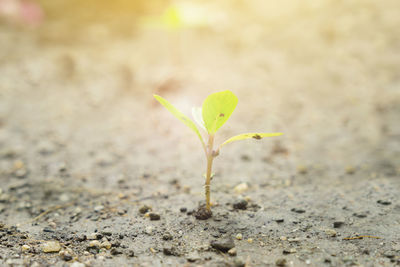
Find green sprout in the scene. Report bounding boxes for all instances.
[154,90,283,217]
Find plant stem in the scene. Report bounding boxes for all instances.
[205,135,215,211]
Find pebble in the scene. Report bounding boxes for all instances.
[333,221,345,228]
[353,212,367,218]
[149,213,161,221]
[101,241,112,249]
[275,219,285,223]
[383,251,395,259]
[89,240,101,248]
[59,250,73,261]
[186,251,200,262]
[145,226,153,235]
[87,233,101,240]
[377,200,391,205]
[21,245,30,252]
[139,205,151,214]
[235,233,243,240]
[110,248,123,255]
[234,259,245,267]
[276,258,287,266]
[42,241,61,253]
[297,165,308,174]
[162,232,173,241]
[233,199,248,210]
[291,208,306,213]
[180,207,187,213]
[163,246,178,256]
[127,250,135,257]
[247,238,253,243]
[234,183,249,194]
[210,237,235,252]
[70,262,85,267]
[228,247,237,256]
[283,248,297,254]
[94,205,104,212]
[345,165,355,174]
[76,235,87,242]
[325,229,337,237]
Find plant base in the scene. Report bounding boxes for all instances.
[193,205,212,220]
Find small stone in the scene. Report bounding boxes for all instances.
[233,199,248,210]
[297,165,308,174]
[42,241,61,253]
[275,219,284,223]
[282,248,296,254]
[291,208,306,213]
[149,213,161,221]
[101,231,112,236]
[21,245,30,252]
[89,240,101,248]
[383,251,395,259]
[145,226,153,235]
[233,259,245,267]
[186,251,200,262]
[94,205,104,212]
[228,247,237,256]
[139,205,151,214]
[247,238,253,243]
[235,233,243,240]
[89,232,103,240]
[345,165,355,174]
[377,200,391,205]
[234,183,249,194]
[353,212,367,218]
[127,250,135,257]
[333,221,345,228]
[163,246,178,256]
[276,258,287,266]
[325,229,337,237]
[101,241,112,249]
[110,248,123,255]
[162,232,173,241]
[59,250,73,261]
[76,235,87,242]
[180,207,187,213]
[211,237,235,252]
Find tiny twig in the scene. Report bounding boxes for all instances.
[343,235,381,240]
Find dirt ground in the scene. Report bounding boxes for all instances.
[1,1,400,266]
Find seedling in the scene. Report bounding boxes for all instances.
[154,90,283,218]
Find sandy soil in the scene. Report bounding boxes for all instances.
[1,1,400,266]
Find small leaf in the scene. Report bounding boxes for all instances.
[202,90,238,134]
[219,132,283,149]
[191,107,206,131]
[154,94,205,148]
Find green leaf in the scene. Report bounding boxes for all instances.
[154,94,206,149]
[219,132,283,149]
[202,90,238,134]
[191,107,206,131]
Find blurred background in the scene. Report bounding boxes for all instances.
[0,0,399,189]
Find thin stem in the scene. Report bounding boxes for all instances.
[205,134,214,211]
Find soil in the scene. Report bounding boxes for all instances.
[1,1,400,266]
